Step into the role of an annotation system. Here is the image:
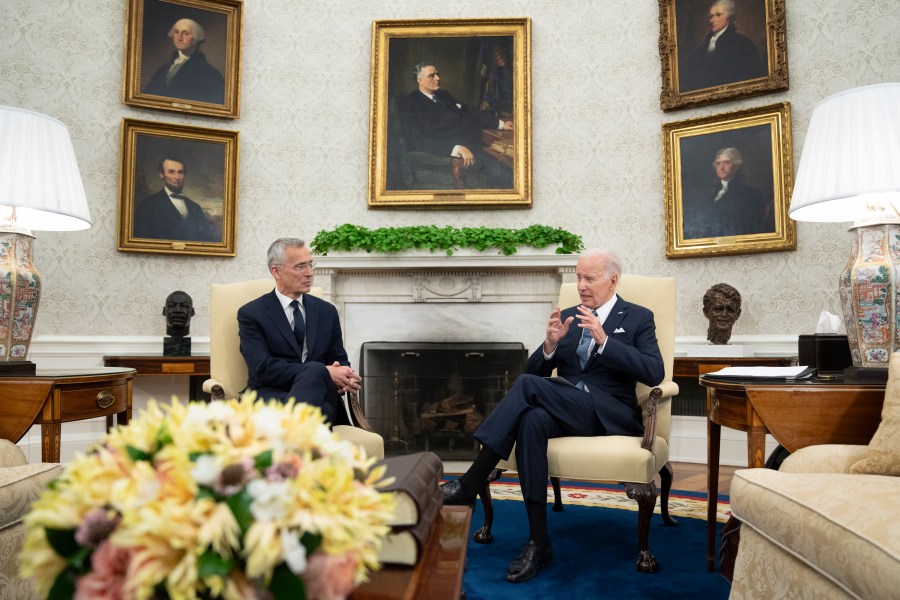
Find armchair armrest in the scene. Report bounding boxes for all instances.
[202,378,226,401]
[641,387,664,451]
[780,444,870,474]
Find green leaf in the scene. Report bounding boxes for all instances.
[300,531,322,555]
[47,569,77,600]
[225,489,254,536]
[255,449,274,472]
[198,548,236,579]
[268,563,307,600]
[45,528,80,558]
[126,445,153,462]
[68,546,92,571]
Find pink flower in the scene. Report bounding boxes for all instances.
[303,551,357,600]
[74,541,132,600]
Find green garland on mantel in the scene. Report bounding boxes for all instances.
[311,224,584,256]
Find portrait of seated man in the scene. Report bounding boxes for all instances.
[679,0,767,93]
[143,17,225,104]
[682,146,774,240]
[398,61,513,189]
[133,155,221,243]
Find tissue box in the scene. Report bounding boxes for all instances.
[797,334,852,374]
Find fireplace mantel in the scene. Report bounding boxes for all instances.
[313,250,577,368]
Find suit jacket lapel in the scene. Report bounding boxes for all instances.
[263,291,303,357]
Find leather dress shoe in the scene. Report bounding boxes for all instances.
[440,479,475,507]
[505,539,553,583]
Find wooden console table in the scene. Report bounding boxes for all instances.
[103,354,210,399]
[352,505,471,600]
[0,368,135,462]
[700,376,885,571]
[674,355,796,379]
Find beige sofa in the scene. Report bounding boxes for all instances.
[0,440,62,600]
[729,353,900,599]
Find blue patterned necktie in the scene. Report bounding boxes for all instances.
[290,300,306,354]
[577,310,598,368]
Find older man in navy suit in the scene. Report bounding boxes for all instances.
[442,248,664,583]
[237,238,361,425]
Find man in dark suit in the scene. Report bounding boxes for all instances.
[399,62,513,188]
[682,147,774,239]
[143,18,225,104]
[680,0,766,92]
[442,249,664,582]
[237,238,361,425]
[133,156,220,242]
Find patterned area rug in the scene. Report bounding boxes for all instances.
[483,477,732,523]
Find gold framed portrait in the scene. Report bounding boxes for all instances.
[663,102,796,258]
[658,0,788,111]
[368,18,532,209]
[118,118,239,257]
[123,0,243,119]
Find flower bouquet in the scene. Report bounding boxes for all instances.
[20,393,395,600]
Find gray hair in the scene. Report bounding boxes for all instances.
[267,238,306,270]
[580,248,622,279]
[168,18,206,45]
[413,62,436,82]
[711,0,736,21]
[714,147,744,170]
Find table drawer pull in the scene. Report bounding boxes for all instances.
[97,391,116,409]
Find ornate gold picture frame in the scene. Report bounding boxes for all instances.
[123,0,243,119]
[658,0,788,111]
[663,102,795,258]
[368,18,532,209]
[118,118,239,257]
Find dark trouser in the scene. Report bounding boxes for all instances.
[475,374,606,502]
[286,362,345,426]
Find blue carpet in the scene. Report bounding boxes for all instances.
[461,486,730,599]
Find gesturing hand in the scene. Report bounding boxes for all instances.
[576,305,606,346]
[544,306,574,354]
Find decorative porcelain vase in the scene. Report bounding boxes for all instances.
[0,229,40,361]
[838,222,900,367]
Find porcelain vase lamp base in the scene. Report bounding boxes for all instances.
[839,222,899,377]
[0,229,40,376]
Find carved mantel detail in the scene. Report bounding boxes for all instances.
[413,274,482,302]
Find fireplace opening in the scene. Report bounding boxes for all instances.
[359,341,527,459]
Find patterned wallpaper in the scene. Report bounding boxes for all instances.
[1,0,898,341]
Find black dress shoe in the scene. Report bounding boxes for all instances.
[440,479,475,507]
[505,540,553,583]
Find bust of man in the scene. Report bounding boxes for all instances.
[163,290,195,337]
[703,283,742,345]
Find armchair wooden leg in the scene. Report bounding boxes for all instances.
[551,476,564,512]
[473,468,503,544]
[659,461,677,526]
[623,481,659,573]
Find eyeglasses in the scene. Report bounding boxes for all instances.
[277,261,315,272]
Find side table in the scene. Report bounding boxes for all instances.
[103,354,210,400]
[0,367,135,462]
[700,375,885,572]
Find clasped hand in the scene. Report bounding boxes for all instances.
[327,362,362,394]
[543,305,606,354]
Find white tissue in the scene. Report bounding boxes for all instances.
[815,311,842,334]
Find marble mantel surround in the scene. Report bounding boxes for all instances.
[312,249,576,369]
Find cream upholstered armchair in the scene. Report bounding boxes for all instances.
[475,274,679,572]
[202,279,384,460]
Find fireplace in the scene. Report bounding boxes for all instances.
[360,341,526,459]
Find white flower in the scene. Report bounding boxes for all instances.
[206,400,235,423]
[252,406,283,441]
[190,455,220,487]
[247,479,290,522]
[185,403,213,428]
[280,529,308,575]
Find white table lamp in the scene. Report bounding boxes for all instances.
[789,83,900,371]
[0,106,92,374]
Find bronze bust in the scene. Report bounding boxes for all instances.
[703,283,741,345]
[163,291,195,355]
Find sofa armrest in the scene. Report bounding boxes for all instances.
[780,444,869,474]
[0,439,27,468]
